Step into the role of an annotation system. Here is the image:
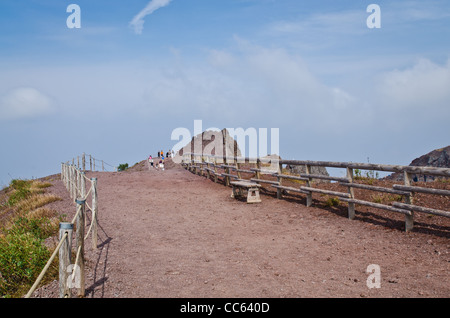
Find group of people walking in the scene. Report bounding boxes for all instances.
[148,149,173,171]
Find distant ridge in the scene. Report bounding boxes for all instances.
[386,145,450,181]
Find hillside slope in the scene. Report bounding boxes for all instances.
[386,146,450,181]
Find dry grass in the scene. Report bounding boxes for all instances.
[0,179,62,297]
[15,194,61,213]
[27,207,59,219]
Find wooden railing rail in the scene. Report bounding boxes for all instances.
[181,152,450,232]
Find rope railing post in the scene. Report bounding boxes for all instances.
[81,171,86,199]
[76,169,81,198]
[26,154,107,298]
[70,165,73,200]
[69,165,73,199]
[91,178,98,249]
[90,155,92,171]
[59,222,73,298]
[64,164,69,191]
[75,199,86,297]
[72,165,77,200]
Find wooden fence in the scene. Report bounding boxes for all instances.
[25,154,103,298]
[181,153,450,232]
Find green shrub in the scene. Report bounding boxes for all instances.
[0,232,51,297]
[10,216,57,241]
[325,197,340,207]
[7,180,32,207]
[0,179,59,297]
[118,163,129,171]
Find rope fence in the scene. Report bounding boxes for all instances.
[25,154,105,298]
[181,152,450,233]
[70,152,117,172]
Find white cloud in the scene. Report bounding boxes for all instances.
[129,0,172,34]
[267,9,368,41]
[134,40,363,131]
[377,58,450,111]
[389,0,450,22]
[0,87,54,120]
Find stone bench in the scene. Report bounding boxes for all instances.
[230,181,262,203]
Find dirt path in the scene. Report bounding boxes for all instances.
[34,164,449,298]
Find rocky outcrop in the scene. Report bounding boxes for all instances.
[386,145,450,182]
[286,164,330,183]
[176,128,242,158]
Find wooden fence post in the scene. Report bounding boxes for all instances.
[305,164,313,207]
[236,162,241,180]
[75,199,85,297]
[213,157,218,183]
[91,178,98,249]
[224,157,230,186]
[59,222,73,298]
[277,161,283,199]
[256,159,261,180]
[82,153,86,172]
[199,155,204,176]
[347,167,355,220]
[404,171,414,231]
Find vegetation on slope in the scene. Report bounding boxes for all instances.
[0,179,62,298]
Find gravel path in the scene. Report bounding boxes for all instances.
[32,164,449,298]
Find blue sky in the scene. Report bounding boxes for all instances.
[0,0,450,186]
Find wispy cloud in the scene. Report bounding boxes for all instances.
[376,58,450,112]
[0,87,54,120]
[129,0,172,34]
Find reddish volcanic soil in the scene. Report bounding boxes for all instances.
[30,160,449,298]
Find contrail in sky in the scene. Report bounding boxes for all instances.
[130,0,172,34]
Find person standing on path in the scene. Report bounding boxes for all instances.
[148,155,154,168]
